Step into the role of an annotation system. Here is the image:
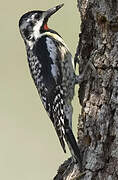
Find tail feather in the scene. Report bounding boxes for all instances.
[49,88,82,169]
[64,126,82,171]
[56,128,66,153]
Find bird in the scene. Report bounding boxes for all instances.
[19,4,86,171]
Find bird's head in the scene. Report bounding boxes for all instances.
[19,4,64,44]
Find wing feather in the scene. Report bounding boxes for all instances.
[32,35,67,153]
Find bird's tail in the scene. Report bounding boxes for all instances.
[64,126,82,171]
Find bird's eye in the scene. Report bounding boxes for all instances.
[29,21,34,27]
[35,13,40,19]
[23,29,32,40]
[24,29,29,38]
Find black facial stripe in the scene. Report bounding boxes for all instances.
[29,21,34,27]
[34,13,41,20]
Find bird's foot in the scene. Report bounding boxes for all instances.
[63,162,86,180]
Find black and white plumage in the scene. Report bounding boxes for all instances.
[19,4,82,170]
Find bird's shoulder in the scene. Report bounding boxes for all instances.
[34,31,70,60]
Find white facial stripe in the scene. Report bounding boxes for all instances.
[33,18,44,40]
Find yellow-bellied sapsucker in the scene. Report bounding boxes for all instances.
[19,4,85,171]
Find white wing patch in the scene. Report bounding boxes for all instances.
[46,37,57,61]
[46,37,60,82]
[51,64,59,80]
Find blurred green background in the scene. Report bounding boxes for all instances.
[0,0,81,179]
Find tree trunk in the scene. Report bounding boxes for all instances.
[54,0,118,179]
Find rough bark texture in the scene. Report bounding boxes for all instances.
[77,0,118,179]
[54,0,118,179]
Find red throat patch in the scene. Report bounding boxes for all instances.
[44,24,49,30]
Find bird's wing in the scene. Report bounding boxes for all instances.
[32,35,68,153]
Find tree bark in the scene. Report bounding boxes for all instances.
[54,0,118,179]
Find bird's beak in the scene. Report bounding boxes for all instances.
[44,4,64,18]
